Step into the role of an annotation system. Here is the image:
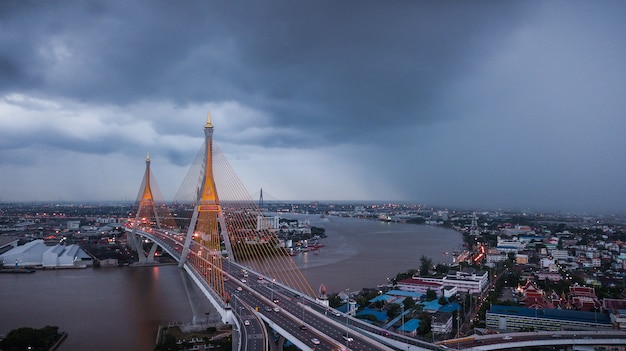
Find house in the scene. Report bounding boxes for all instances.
[432,311,453,334]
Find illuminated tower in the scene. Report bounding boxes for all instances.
[179,112,226,298]
[131,153,174,263]
[135,153,160,227]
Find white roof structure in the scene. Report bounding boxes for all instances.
[0,239,91,268]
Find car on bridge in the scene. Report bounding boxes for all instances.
[342,334,353,342]
[244,320,250,326]
[311,338,320,345]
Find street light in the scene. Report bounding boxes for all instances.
[401,304,405,335]
[301,296,305,322]
[345,288,351,339]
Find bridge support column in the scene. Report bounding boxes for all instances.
[276,335,286,351]
[135,234,147,264]
[146,242,158,263]
[126,230,138,251]
[133,237,158,264]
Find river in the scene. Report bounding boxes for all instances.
[0,215,462,350]
[286,214,463,293]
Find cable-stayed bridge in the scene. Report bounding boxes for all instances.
[125,114,626,351]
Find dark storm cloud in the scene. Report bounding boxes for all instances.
[0,0,534,147]
[1,1,625,213]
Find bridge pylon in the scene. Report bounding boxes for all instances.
[179,112,227,300]
[130,153,175,263]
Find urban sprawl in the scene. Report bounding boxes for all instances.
[1,201,626,346]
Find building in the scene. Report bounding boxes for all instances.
[257,215,280,230]
[486,249,507,264]
[431,311,453,334]
[0,239,92,268]
[67,220,81,231]
[496,236,526,253]
[400,268,488,296]
[397,319,420,337]
[486,304,611,332]
[516,254,529,264]
[551,249,570,261]
[397,277,445,296]
[443,268,489,295]
[603,298,626,330]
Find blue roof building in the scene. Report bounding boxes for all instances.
[421,300,442,313]
[386,290,422,299]
[486,304,612,332]
[356,308,388,322]
[439,302,461,313]
[397,319,421,336]
[369,294,394,303]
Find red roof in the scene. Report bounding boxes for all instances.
[397,278,443,287]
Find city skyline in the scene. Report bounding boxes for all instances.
[1,1,625,214]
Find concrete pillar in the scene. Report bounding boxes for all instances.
[146,242,158,263]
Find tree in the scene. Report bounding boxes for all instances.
[435,263,449,275]
[425,288,437,301]
[387,303,401,319]
[328,294,341,307]
[419,255,433,276]
[394,269,417,283]
[154,334,180,351]
[417,315,431,335]
[402,297,416,309]
[0,326,60,351]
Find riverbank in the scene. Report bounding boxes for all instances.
[0,268,36,273]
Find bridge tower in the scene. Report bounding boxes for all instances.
[179,113,227,299]
[130,153,174,263]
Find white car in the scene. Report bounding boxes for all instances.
[311,338,320,345]
[502,335,513,341]
[244,320,250,326]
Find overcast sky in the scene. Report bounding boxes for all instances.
[1,1,624,214]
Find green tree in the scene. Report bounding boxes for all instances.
[0,326,60,351]
[328,294,342,307]
[435,263,449,275]
[387,303,401,319]
[402,297,416,309]
[425,288,437,301]
[417,315,431,335]
[394,269,417,283]
[419,255,433,276]
[154,334,180,351]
